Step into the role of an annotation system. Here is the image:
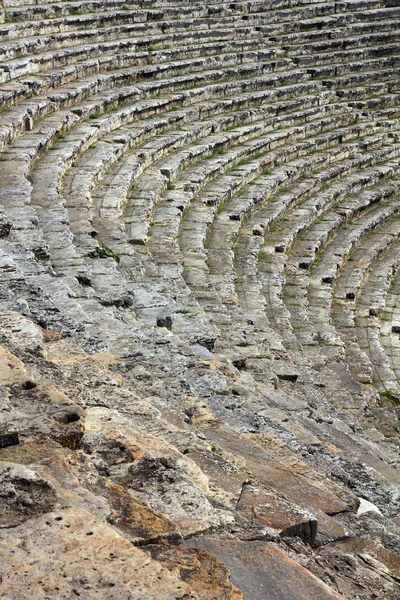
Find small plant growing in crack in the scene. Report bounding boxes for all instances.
[89,242,120,264]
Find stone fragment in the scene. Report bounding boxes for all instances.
[334,538,400,579]
[0,425,19,449]
[0,461,58,528]
[357,497,383,517]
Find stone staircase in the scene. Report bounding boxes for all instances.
[1,1,400,599]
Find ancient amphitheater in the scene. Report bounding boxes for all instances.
[1,0,400,597]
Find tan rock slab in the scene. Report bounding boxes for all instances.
[0,507,194,599]
[237,484,317,544]
[0,441,180,545]
[201,427,357,515]
[184,539,347,600]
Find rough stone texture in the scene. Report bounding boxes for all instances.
[0,508,194,599]
[1,0,400,598]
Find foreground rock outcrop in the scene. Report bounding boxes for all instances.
[1,0,400,598]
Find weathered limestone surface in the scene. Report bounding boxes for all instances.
[1,0,400,598]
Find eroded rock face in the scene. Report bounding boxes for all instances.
[0,316,398,598]
[1,0,400,596]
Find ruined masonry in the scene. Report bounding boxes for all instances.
[0,0,400,598]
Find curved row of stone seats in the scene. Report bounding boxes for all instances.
[16,101,303,341]
[0,70,327,235]
[0,1,397,94]
[354,244,400,395]
[133,106,355,241]
[148,111,361,258]
[380,268,400,386]
[0,33,281,78]
[275,158,400,353]
[44,107,355,331]
[301,210,400,416]
[3,1,220,22]
[0,11,395,81]
[0,14,397,68]
[0,13,396,312]
[289,36,400,67]
[0,7,396,149]
[233,155,400,393]
[0,0,396,390]
[0,31,291,83]
[53,112,396,346]
[278,18,400,47]
[300,191,400,374]
[1,75,325,245]
[86,101,351,329]
[0,7,398,80]
[0,78,340,316]
[24,103,378,346]
[31,94,338,245]
[0,56,317,153]
[205,145,396,352]
[232,139,400,347]
[0,1,336,52]
[284,175,400,345]
[331,214,400,388]
[1,0,370,25]
[61,114,274,311]
[0,39,397,163]
[143,124,398,354]
[287,169,400,271]
[178,130,391,312]
[0,16,398,113]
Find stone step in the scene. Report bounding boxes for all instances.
[0,64,317,152]
[277,17,400,47]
